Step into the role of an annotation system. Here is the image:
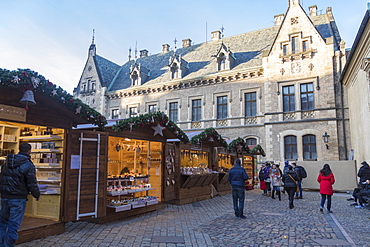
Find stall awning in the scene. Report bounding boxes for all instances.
[0,68,107,129]
[228,137,266,156]
[189,128,228,148]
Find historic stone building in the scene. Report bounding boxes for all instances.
[74,0,349,163]
[341,3,370,163]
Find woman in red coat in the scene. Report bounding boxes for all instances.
[317,164,335,213]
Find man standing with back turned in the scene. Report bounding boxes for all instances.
[0,143,40,247]
[228,158,249,219]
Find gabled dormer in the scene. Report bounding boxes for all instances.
[214,42,235,71]
[168,53,188,80]
[129,62,149,86]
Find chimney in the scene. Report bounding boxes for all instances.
[182,38,192,48]
[162,44,170,53]
[309,5,317,17]
[140,49,149,58]
[274,14,285,26]
[211,31,221,41]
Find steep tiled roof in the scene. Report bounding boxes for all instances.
[94,55,121,87]
[100,14,337,92]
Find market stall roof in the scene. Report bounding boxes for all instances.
[77,111,189,143]
[0,68,107,129]
[189,128,228,148]
[228,137,266,156]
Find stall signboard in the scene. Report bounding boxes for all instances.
[0,104,26,122]
[191,142,202,150]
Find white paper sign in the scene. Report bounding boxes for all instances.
[70,155,81,169]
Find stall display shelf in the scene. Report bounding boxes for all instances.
[0,157,5,161]
[35,163,61,168]
[32,149,61,153]
[107,188,155,196]
[37,179,61,183]
[107,204,131,212]
[19,135,63,141]
[107,177,149,182]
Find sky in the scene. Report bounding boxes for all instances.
[0,0,369,94]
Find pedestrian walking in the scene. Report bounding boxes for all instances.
[269,164,282,200]
[292,162,307,199]
[258,164,267,195]
[282,165,299,209]
[0,143,40,246]
[228,158,249,219]
[264,163,272,197]
[317,164,335,213]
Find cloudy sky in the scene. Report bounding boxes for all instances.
[0,0,368,93]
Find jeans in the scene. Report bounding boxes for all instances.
[295,180,302,197]
[285,187,295,208]
[0,198,27,247]
[320,194,332,210]
[232,187,245,217]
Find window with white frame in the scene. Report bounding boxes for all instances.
[217,96,228,119]
[192,99,202,122]
[284,135,297,160]
[169,102,178,123]
[244,92,257,117]
[283,85,295,112]
[148,104,157,113]
[112,109,119,119]
[129,107,138,117]
[291,36,298,54]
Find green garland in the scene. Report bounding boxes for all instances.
[227,137,249,152]
[112,111,189,143]
[0,68,107,129]
[190,127,228,147]
[249,144,266,157]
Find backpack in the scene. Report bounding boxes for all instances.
[297,166,307,179]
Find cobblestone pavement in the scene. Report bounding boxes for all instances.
[18,190,370,247]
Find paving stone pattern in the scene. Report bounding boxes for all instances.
[18,190,369,247]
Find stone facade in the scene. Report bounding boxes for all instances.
[341,4,370,163]
[74,0,349,164]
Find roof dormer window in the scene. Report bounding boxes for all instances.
[168,54,188,80]
[171,63,179,79]
[129,62,149,86]
[218,53,227,71]
[131,71,139,86]
[214,43,235,71]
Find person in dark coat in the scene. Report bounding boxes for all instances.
[348,161,370,202]
[0,143,40,246]
[228,158,249,219]
[317,164,335,213]
[282,166,299,209]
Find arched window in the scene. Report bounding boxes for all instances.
[284,135,297,160]
[245,138,257,146]
[171,63,179,79]
[131,71,138,86]
[218,53,226,71]
[303,134,317,160]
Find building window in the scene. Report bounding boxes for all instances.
[148,105,157,113]
[245,92,257,117]
[169,102,178,123]
[171,63,179,79]
[129,107,137,117]
[87,79,91,91]
[82,84,86,93]
[92,82,96,91]
[302,40,308,52]
[245,138,257,146]
[132,71,139,86]
[291,37,298,54]
[112,109,119,119]
[303,135,317,160]
[283,85,295,112]
[301,83,314,110]
[283,44,288,56]
[284,135,297,160]
[192,99,201,121]
[217,96,228,119]
[218,53,226,71]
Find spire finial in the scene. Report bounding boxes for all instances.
[128,47,132,61]
[134,41,138,60]
[92,29,95,44]
[220,25,225,40]
[174,37,177,53]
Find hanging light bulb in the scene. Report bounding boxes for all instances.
[19,90,36,110]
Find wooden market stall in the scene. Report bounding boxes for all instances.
[167,128,228,205]
[0,68,108,244]
[71,112,189,223]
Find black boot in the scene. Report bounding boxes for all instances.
[277,191,281,201]
[271,190,275,199]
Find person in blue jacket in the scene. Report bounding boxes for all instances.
[228,158,249,219]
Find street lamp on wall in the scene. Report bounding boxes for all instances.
[323,132,330,149]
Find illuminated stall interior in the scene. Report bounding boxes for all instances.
[180,149,210,175]
[107,136,162,203]
[0,121,65,221]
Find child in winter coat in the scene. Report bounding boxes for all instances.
[317,164,335,213]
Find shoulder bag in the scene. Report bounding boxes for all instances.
[288,174,299,193]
